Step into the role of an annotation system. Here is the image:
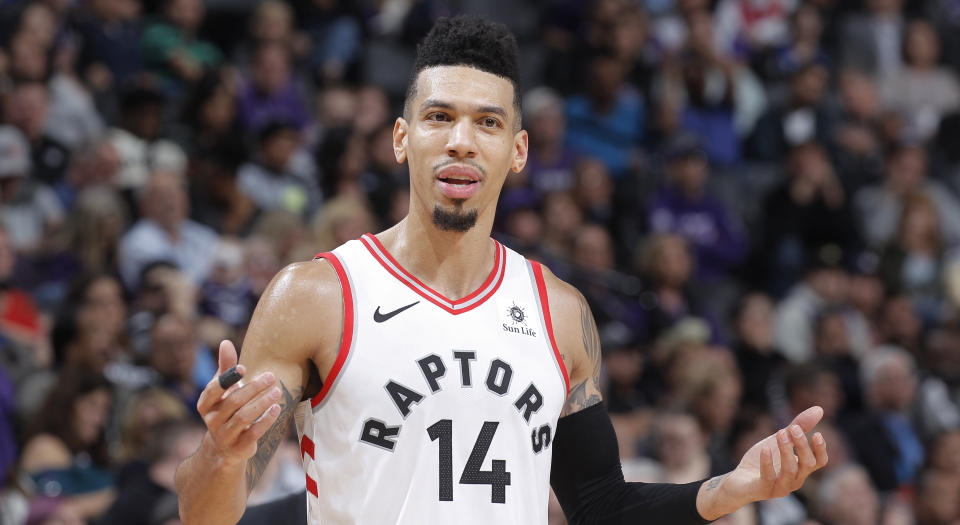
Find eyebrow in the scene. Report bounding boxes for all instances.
[419,99,508,119]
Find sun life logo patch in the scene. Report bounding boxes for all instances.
[502,301,536,337]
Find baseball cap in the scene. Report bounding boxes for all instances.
[0,126,30,178]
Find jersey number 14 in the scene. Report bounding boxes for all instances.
[427,419,512,504]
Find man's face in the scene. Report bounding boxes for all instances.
[395,66,527,233]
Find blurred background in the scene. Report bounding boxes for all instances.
[0,0,959,524]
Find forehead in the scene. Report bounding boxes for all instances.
[412,65,515,113]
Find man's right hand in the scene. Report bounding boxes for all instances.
[196,340,283,463]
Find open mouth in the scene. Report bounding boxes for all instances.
[437,176,478,186]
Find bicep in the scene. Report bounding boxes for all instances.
[536,266,603,416]
[557,288,603,417]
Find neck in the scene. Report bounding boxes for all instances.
[377,209,497,301]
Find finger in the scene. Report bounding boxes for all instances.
[220,385,283,441]
[218,340,239,374]
[790,406,824,434]
[776,429,798,484]
[812,432,829,469]
[202,371,275,426]
[789,424,817,476]
[760,448,776,481]
[234,403,282,450]
[197,363,247,415]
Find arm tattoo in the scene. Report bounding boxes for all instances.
[245,380,302,493]
[704,474,728,492]
[561,292,603,416]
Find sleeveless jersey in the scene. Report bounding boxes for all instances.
[294,233,570,525]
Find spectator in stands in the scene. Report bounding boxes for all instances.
[881,19,960,141]
[237,42,310,132]
[913,468,960,525]
[651,411,717,483]
[750,63,833,162]
[107,86,187,193]
[766,3,830,82]
[774,244,871,363]
[199,238,257,330]
[832,70,886,193]
[521,87,576,195]
[660,8,766,166]
[51,273,129,376]
[755,141,857,295]
[19,371,115,521]
[244,0,309,66]
[297,0,363,85]
[75,0,143,88]
[879,191,952,320]
[649,134,746,285]
[635,234,718,343]
[855,143,960,250]
[98,419,203,525]
[914,326,960,439]
[237,122,321,219]
[115,387,187,465]
[117,170,218,290]
[564,50,645,178]
[714,0,795,61]
[147,313,204,416]
[178,74,242,161]
[813,305,865,414]
[783,363,844,425]
[3,82,70,186]
[139,0,222,91]
[573,158,617,236]
[63,188,129,276]
[839,0,905,77]
[814,465,880,525]
[928,429,960,477]
[0,126,65,255]
[845,347,924,491]
[0,224,46,381]
[731,292,785,410]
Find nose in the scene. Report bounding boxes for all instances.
[445,117,477,159]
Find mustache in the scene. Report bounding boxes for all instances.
[431,158,487,178]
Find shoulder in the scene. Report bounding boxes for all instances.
[20,434,71,473]
[535,264,592,364]
[242,259,344,368]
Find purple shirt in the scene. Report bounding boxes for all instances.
[237,80,310,131]
[648,187,746,280]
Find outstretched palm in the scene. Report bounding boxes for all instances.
[702,406,829,519]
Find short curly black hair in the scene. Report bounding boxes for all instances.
[404,15,522,126]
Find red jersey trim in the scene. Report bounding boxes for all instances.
[358,233,506,315]
[310,252,355,408]
[530,261,570,395]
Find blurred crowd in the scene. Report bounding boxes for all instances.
[0,0,959,524]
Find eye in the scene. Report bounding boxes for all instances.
[426,112,450,122]
[481,117,502,128]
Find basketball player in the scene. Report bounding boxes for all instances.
[176,16,828,524]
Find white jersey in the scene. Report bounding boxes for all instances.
[295,233,569,525]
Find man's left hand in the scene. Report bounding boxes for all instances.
[696,406,829,521]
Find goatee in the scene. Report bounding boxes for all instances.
[432,204,479,233]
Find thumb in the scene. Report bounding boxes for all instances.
[791,405,824,433]
[217,339,239,375]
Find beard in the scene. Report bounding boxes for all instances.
[432,204,479,233]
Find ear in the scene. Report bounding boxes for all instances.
[510,129,529,173]
[393,117,408,164]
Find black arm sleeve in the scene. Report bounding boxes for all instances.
[550,403,712,525]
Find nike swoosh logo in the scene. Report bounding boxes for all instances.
[373,301,420,323]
